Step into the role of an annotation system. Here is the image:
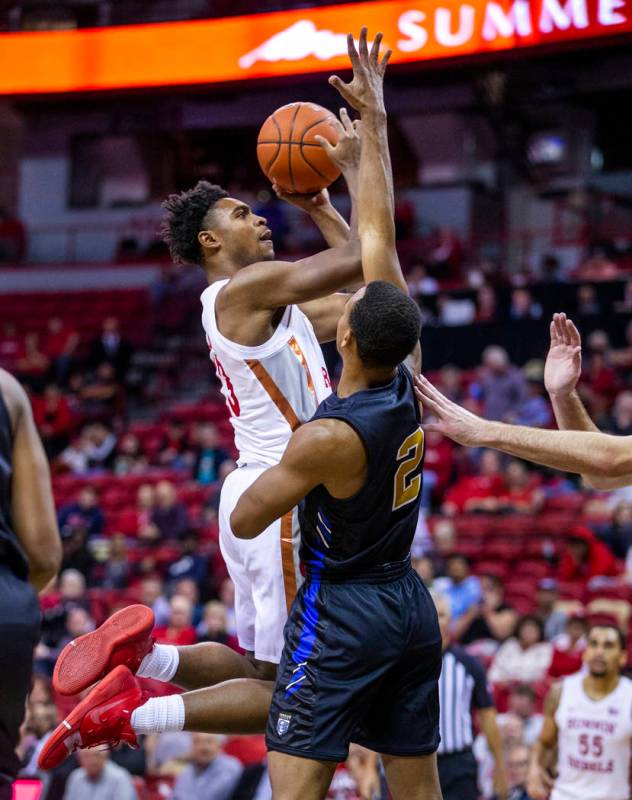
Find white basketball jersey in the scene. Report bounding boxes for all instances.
[552,672,632,800]
[201,279,332,467]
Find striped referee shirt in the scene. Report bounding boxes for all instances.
[438,645,493,755]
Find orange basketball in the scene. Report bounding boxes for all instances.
[257,102,341,194]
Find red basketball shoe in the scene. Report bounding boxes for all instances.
[38,665,146,770]
[53,604,155,696]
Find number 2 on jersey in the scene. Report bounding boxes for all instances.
[213,355,240,417]
[393,428,424,511]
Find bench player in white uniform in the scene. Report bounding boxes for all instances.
[527,622,632,800]
[39,110,369,761]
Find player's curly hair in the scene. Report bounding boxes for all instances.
[160,181,229,265]
[350,281,421,369]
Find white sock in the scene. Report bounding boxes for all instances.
[131,694,185,734]
[136,644,179,682]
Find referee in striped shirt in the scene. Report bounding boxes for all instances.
[433,593,509,800]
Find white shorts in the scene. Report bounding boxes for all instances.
[218,464,303,664]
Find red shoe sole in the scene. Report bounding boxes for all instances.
[39,665,139,770]
[54,604,154,696]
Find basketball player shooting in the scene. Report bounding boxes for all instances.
[37,27,421,775]
[527,623,632,800]
[228,29,442,800]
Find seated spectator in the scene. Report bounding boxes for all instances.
[192,423,229,485]
[606,390,632,437]
[158,418,193,470]
[150,730,193,775]
[84,422,118,470]
[42,316,79,385]
[15,332,50,391]
[94,533,131,589]
[548,611,588,678]
[154,595,197,646]
[488,615,552,685]
[427,225,463,278]
[139,575,171,627]
[19,702,58,778]
[117,483,156,538]
[63,749,137,800]
[475,346,529,422]
[90,316,133,381]
[166,531,209,591]
[32,383,76,459]
[58,486,104,540]
[498,460,544,515]
[172,577,204,627]
[196,601,240,651]
[412,555,436,588]
[510,363,552,428]
[172,733,243,800]
[475,284,497,323]
[442,449,505,515]
[152,480,190,541]
[597,500,632,559]
[506,744,532,800]
[533,578,568,641]
[557,526,619,587]
[458,573,518,645]
[423,431,455,500]
[502,684,543,746]
[39,568,90,648]
[434,553,482,624]
[80,362,123,421]
[509,288,542,320]
[428,518,457,576]
[114,432,149,475]
[437,364,465,403]
[576,283,602,315]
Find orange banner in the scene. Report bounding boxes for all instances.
[0,0,630,95]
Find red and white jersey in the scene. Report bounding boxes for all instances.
[553,672,632,800]
[201,279,332,467]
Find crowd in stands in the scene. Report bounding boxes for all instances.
[2,256,632,799]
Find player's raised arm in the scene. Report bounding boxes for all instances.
[0,370,62,592]
[326,28,406,295]
[230,418,364,539]
[543,312,632,488]
[415,374,632,484]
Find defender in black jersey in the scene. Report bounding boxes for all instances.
[232,281,442,800]
[0,369,61,798]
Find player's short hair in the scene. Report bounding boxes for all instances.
[588,621,626,650]
[349,281,421,369]
[161,181,229,265]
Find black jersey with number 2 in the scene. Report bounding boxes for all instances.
[299,364,424,579]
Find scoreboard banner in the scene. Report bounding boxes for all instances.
[0,0,631,95]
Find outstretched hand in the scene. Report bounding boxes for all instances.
[544,312,582,397]
[328,27,391,113]
[314,106,361,175]
[414,374,487,447]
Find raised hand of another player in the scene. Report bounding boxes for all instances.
[329,27,391,114]
[544,312,582,397]
[314,107,361,177]
[414,374,486,447]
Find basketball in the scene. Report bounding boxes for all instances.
[257,102,341,194]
